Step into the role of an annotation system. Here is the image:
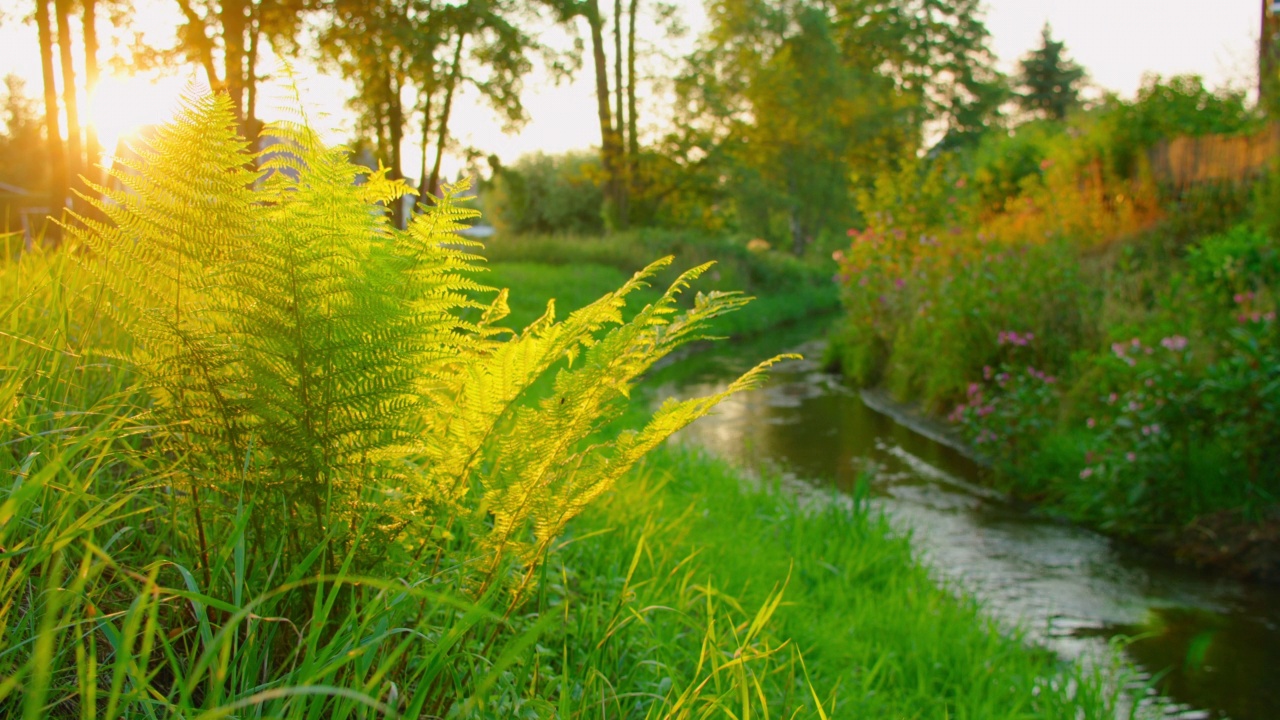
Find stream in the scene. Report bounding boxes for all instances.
[642,319,1280,720]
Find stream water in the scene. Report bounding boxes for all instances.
[642,319,1280,720]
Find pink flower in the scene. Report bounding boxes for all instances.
[1079,467,1093,479]
[1126,452,1137,462]
[832,250,845,262]
[1160,335,1188,352]
[1108,393,1118,404]
[1086,417,1096,429]
[1040,158,1055,171]
[983,365,994,380]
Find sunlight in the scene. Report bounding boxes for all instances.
[86,73,186,165]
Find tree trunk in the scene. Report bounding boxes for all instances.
[388,64,406,228]
[82,0,102,191]
[245,3,263,147]
[428,30,465,198]
[417,90,434,199]
[612,0,628,229]
[626,0,639,186]
[172,0,221,91]
[35,0,67,218]
[54,0,82,203]
[220,0,248,121]
[586,0,621,230]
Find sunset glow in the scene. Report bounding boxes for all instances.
[86,74,187,165]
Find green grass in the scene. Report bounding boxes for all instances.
[480,230,841,336]
[552,447,1126,718]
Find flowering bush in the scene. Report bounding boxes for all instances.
[950,333,1060,466]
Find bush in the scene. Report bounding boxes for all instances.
[487,149,606,235]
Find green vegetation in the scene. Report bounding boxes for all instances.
[481,231,841,337]
[827,74,1279,545]
[1,92,1128,718]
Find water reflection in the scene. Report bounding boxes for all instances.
[643,322,1280,720]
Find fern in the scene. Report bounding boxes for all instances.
[67,90,794,595]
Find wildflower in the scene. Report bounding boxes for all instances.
[1160,335,1188,352]
[1128,400,1142,411]
[968,382,982,398]
[847,228,860,238]
[1126,452,1136,462]
[1079,467,1093,479]
[1107,393,1118,404]
[1040,158,1055,171]
[832,250,845,262]
[895,278,906,289]
[1145,378,1154,388]
[1086,417,1096,429]
[1130,338,1141,348]
[983,365,993,380]
[955,177,967,189]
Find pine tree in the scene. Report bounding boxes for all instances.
[1016,23,1086,121]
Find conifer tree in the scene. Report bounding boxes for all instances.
[1016,23,1086,121]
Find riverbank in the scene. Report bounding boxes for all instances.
[851,380,1280,584]
[826,88,1279,580]
[557,445,1126,718]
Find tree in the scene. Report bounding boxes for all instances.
[33,0,66,214]
[667,0,1003,253]
[318,0,533,227]
[168,0,307,138]
[1015,23,1086,121]
[0,76,51,225]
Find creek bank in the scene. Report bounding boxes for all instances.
[850,380,1280,585]
[657,326,1280,720]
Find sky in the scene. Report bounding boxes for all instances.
[0,0,1265,181]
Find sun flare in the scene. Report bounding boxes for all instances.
[86,74,187,165]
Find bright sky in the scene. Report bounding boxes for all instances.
[0,0,1264,182]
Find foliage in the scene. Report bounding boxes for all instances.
[664,0,1005,253]
[487,150,606,235]
[2,91,805,716]
[830,72,1280,536]
[1015,23,1086,122]
[0,75,49,197]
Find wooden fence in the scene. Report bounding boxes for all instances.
[1148,124,1280,190]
